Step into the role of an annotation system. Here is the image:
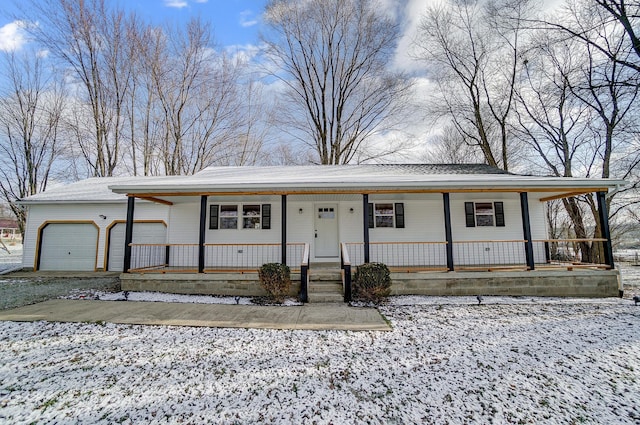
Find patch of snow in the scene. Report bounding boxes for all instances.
[1,302,639,424]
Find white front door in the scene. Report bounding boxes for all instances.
[314,204,339,258]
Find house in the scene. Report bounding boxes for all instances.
[0,217,20,241]
[19,164,625,300]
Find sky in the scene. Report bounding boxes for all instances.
[0,0,269,51]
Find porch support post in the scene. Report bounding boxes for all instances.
[363,194,370,263]
[442,193,454,271]
[520,192,535,270]
[281,194,287,265]
[123,196,135,273]
[596,191,614,269]
[198,195,207,273]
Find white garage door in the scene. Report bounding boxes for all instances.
[108,222,166,271]
[39,223,98,271]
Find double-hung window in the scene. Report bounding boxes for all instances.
[464,202,505,227]
[367,202,405,228]
[209,204,271,230]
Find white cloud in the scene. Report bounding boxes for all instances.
[0,21,29,52]
[392,0,428,73]
[164,0,188,8]
[239,10,258,28]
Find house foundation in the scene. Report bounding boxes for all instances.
[120,269,621,299]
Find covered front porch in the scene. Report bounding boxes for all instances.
[117,187,620,302]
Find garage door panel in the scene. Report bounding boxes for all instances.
[39,223,98,271]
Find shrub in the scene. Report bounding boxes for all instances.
[258,263,291,303]
[353,262,391,304]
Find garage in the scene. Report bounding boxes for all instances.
[38,223,99,271]
[107,222,166,271]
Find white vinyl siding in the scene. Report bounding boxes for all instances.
[22,202,169,271]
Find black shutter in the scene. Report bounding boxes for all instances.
[209,205,219,230]
[464,202,476,227]
[261,204,271,229]
[494,202,505,227]
[394,203,405,228]
[368,203,374,228]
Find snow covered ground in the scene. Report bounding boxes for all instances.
[1,253,639,424]
[0,243,22,274]
[1,299,639,423]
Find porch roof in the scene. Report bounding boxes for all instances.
[109,164,624,197]
[19,164,626,204]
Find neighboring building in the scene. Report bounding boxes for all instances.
[0,217,20,241]
[19,164,625,300]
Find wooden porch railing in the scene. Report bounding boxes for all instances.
[532,239,610,269]
[452,240,528,270]
[129,242,307,272]
[341,239,611,271]
[343,241,449,271]
[129,243,198,272]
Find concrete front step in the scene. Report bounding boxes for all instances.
[308,267,345,303]
[308,292,345,303]
[309,271,343,281]
[308,282,343,292]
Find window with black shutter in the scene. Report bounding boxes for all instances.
[494,202,505,227]
[394,203,405,228]
[369,202,405,228]
[209,205,219,230]
[464,202,476,227]
[465,201,506,227]
[261,204,271,229]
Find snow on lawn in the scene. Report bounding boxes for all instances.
[1,302,639,424]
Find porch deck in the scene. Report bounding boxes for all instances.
[123,239,618,301]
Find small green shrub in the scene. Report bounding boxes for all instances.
[258,263,291,303]
[353,262,391,304]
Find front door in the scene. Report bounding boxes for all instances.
[314,204,339,258]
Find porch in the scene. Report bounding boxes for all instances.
[120,238,620,301]
[113,166,621,301]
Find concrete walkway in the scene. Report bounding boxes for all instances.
[0,299,392,331]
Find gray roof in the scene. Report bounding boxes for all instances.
[19,164,624,203]
[20,177,132,204]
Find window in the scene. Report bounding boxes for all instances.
[210,204,271,230]
[464,202,505,227]
[375,203,394,228]
[367,203,405,228]
[243,205,261,229]
[220,205,238,229]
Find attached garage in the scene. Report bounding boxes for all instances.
[107,222,166,271]
[38,222,99,271]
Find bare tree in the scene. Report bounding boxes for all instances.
[420,124,486,164]
[23,0,138,177]
[539,0,640,75]
[0,51,65,235]
[414,0,535,171]
[514,6,639,262]
[144,18,258,175]
[261,0,413,165]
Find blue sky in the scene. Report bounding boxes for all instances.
[125,0,268,46]
[0,0,268,51]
